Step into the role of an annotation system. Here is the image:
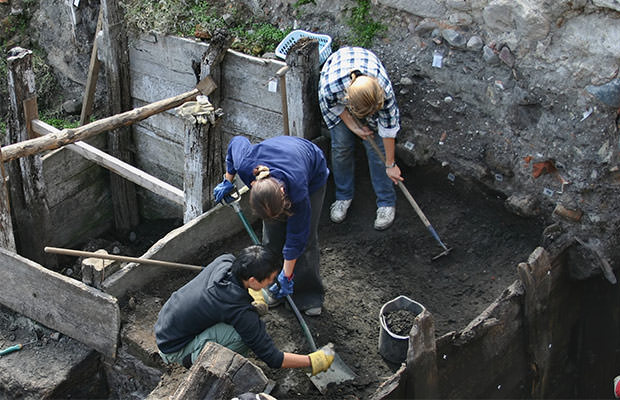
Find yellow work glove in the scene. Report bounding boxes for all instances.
[308,343,335,376]
[248,288,268,316]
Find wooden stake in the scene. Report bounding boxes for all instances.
[79,8,103,126]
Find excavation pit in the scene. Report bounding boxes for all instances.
[118,158,543,399]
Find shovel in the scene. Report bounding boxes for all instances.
[366,135,452,261]
[226,197,357,394]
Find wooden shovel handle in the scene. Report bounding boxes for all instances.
[44,247,203,271]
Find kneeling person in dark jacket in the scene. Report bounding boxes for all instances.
[154,245,334,375]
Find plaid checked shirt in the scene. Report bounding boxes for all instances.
[318,47,400,138]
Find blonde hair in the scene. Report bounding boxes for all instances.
[250,166,292,220]
[345,74,384,119]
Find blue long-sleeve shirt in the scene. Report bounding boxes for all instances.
[226,136,329,260]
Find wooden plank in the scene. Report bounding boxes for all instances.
[137,188,182,220]
[221,53,284,110]
[133,98,185,146]
[133,124,184,180]
[47,179,112,248]
[33,120,184,205]
[44,163,106,209]
[220,98,284,139]
[129,33,211,75]
[22,97,39,139]
[0,247,120,359]
[41,135,106,188]
[130,71,196,104]
[103,187,254,299]
[0,148,16,251]
[79,8,103,126]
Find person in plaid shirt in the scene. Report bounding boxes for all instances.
[319,47,404,230]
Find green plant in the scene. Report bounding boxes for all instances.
[293,0,316,8]
[231,23,290,56]
[39,116,80,130]
[347,0,386,47]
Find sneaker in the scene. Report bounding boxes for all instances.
[614,375,620,399]
[304,307,322,316]
[262,288,283,307]
[374,206,395,230]
[330,199,352,223]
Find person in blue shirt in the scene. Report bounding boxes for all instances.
[155,245,334,373]
[214,135,330,316]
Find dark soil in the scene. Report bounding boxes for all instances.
[384,310,417,337]
[146,145,544,399]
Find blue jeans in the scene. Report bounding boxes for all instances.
[330,121,396,207]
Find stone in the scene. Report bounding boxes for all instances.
[467,35,484,51]
[442,29,467,48]
[482,45,500,65]
[448,12,473,26]
[586,78,620,108]
[498,46,515,68]
[505,193,540,217]
[400,77,413,85]
[415,20,438,35]
[61,99,82,115]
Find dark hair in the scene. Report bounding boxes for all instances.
[231,245,281,282]
[250,169,292,221]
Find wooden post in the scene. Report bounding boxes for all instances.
[405,309,439,398]
[517,247,560,399]
[284,38,321,139]
[182,98,224,223]
[101,0,139,234]
[79,8,103,126]
[182,30,230,222]
[5,47,56,266]
[0,148,16,252]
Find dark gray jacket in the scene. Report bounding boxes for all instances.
[154,254,284,368]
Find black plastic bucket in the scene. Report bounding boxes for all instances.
[378,295,426,363]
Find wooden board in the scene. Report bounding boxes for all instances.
[221,53,285,110]
[220,98,284,139]
[0,248,120,359]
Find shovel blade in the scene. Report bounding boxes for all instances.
[308,352,357,394]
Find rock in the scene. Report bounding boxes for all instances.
[415,19,439,35]
[448,12,473,26]
[442,29,467,48]
[498,46,515,68]
[505,193,540,217]
[400,77,413,85]
[61,99,82,115]
[50,332,61,341]
[467,35,484,51]
[585,78,620,108]
[482,45,500,65]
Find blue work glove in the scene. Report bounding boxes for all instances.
[268,270,294,299]
[213,179,234,204]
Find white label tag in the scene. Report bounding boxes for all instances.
[268,79,278,93]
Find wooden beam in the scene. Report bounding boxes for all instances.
[5,47,56,267]
[79,8,103,126]
[22,96,39,139]
[0,247,120,359]
[284,39,321,139]
[0,82,213,162]
[0,148,16,252]
[32,119,184,205]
